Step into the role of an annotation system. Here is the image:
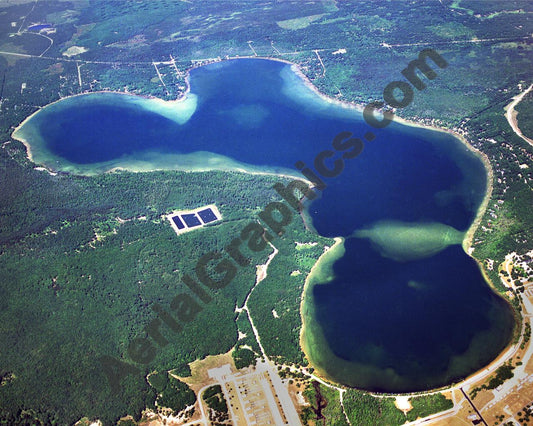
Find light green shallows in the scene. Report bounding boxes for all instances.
[352,220,465,262]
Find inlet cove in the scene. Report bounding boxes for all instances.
[14,58,514,392]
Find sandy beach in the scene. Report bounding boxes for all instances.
[299,237,344,378]
[459,135,494,255]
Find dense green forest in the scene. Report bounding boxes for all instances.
[342,390,453,425]
[202,385,229,425]
[148,372,196,417]
[231,346,257,370]
[0,138,324,423]
[0,0,532,424]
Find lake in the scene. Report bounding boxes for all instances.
[14,57,514,392]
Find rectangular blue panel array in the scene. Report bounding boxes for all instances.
[171,215,185,229]
[198,208,217,223]
[181,213,202,227]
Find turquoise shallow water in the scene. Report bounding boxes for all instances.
[15,58,514,392]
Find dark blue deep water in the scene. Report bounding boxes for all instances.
[17,58,514,392]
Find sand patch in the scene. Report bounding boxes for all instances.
[395,395,413,413]
[276,14,326,30]
[62,45,88,57]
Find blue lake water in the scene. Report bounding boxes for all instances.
[28,23,52,31]
[14,58,514,392]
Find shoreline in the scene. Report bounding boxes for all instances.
[11,74,193,164]
[286,55,500,267]
[285,57,516,393]
[299,236,344,382]
[10,61,314,184]
[110,164,311,186]
[12,91,183,162]
[13,54,482,186]
[11,55,514,394]
[459,134,494,256]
